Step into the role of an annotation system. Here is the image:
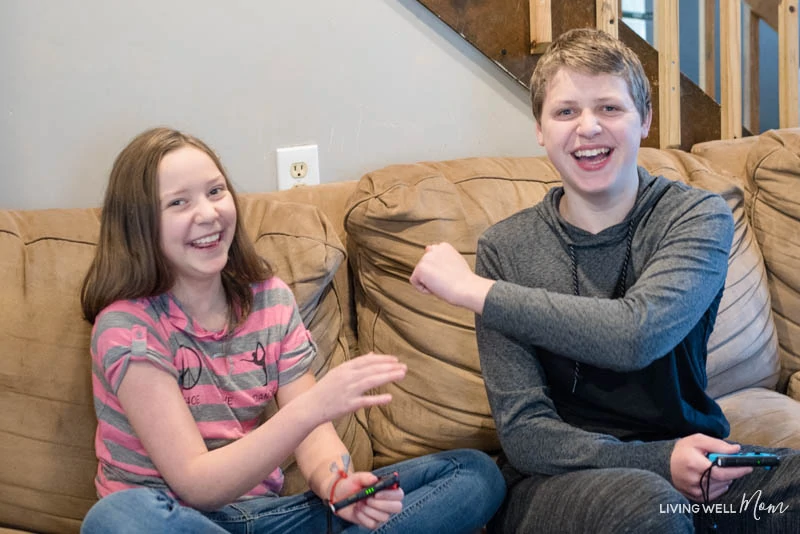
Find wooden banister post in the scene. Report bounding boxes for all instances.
[779,0,799,128]
[656,0,681,148]
[530,0,552,54]
[699,0,716,97]
[720,0,743,139]
[597,0,619,38]
[744,4,761,134]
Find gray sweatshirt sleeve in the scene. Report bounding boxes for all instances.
[476,246,677,479]
[479,193,734,372]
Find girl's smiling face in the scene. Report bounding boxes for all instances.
[157,145,236,291]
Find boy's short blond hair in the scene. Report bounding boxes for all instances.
[530,28,651,125]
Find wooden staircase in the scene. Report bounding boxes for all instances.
[416,0,795,151]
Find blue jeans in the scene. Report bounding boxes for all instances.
[81,449,505,534]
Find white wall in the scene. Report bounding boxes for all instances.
[0,0,540,210]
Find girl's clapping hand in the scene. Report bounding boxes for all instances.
[303,353,407,424]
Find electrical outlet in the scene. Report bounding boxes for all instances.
[276,144,319,190]
[290,162,307,179]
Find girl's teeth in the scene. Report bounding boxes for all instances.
[193,233,220,246]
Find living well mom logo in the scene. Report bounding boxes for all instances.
[659,491,789,520]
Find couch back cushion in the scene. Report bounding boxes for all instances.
[250,183,361,365]
[0,208,101,534]
[744,129,800,393]
[345,157,561,466]
[238,196,371,494]
[0,195,360,533]
[638,148,779,397]
[345,151,778,466]
[690,136,760,182]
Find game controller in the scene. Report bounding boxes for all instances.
[330,471,400,512]
[707,452,780,469]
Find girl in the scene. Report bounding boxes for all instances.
[79,127,504,533]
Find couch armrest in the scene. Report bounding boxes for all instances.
[717,387,800,449]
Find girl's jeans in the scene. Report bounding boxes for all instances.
[81,448,505,534]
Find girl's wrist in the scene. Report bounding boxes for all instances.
[327,471,348,509]
[322,453,351,507]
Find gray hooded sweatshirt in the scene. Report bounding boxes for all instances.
[475,167,733,482]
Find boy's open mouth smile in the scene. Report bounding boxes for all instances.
[572,147,613,170]
[572,147,611,161]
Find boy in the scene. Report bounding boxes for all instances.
[410,28,800,533]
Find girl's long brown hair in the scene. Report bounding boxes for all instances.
[81,127,272,328]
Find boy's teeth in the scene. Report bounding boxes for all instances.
[574,148,610,158]
[192,233,220,245]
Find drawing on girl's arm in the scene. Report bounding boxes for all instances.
[244,342,268,385]
[177,345,203,390]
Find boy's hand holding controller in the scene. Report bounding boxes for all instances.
[329,471,403,529]
[707,451,780,468]
[670,434,752,502]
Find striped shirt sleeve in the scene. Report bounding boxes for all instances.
[93,302,177,394]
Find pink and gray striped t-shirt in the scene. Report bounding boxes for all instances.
[90,277,315,500]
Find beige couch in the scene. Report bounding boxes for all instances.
[2,129,800,533]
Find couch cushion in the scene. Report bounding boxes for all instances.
[744,129,800,393]
[239,196,371,494]
[789,371,800,400]
[0,208,101,534]
[717,387,800,449]
[638,148,780,398]
[345,157,561,466]
[690,136,760,184]
[0,197,360,533]
[243,184,361,373]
